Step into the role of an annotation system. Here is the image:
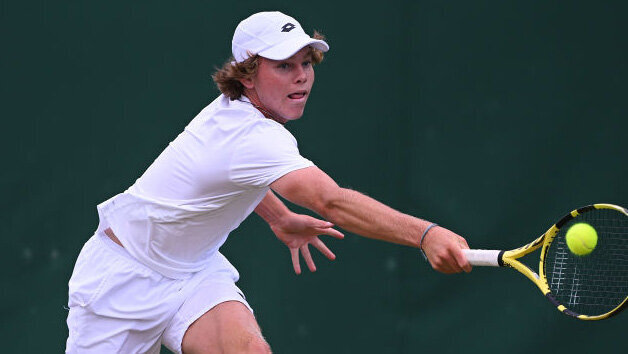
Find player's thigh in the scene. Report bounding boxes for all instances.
[181,300,270,354]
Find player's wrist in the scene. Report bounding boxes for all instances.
[256,204,291,226]
[418,223,439,261]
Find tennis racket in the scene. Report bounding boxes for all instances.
[462,203,628,320]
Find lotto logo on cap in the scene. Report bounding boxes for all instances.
[232,11,329,63]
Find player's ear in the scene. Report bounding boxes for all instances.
[239,77,255,89]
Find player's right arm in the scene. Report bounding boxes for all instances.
[270,166,471,273]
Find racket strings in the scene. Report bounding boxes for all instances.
[545,208,628,316]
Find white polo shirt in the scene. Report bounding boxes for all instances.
[96,94,314,279]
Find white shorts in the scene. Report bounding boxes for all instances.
[65,231,252,354]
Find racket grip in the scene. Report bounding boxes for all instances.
[462,249,501,267]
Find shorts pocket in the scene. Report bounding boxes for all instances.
[68,237,117,308]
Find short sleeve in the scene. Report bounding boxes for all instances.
[229,122,314,188]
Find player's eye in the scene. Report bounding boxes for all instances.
[302,60,312,68]
[277,63,290,70]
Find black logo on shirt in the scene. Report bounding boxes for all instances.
[281,23,296,32]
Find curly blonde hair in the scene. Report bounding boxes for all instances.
[212,31,326,100]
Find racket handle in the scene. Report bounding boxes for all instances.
[462,249,502,267]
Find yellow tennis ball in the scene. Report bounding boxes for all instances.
[565,223,598,256]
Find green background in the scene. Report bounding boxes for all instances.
[2,1,626,353]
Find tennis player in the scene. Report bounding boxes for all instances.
[66,11,471,354]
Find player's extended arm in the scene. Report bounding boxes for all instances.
[255,190,344,274]
[270,167,471,273]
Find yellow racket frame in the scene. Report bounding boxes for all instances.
[501,203,628,320]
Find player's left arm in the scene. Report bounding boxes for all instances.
[255,190,344,274]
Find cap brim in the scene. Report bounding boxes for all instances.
[258,36,329,61]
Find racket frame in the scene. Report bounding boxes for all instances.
[463,203,628,320]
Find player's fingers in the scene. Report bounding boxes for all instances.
[300,244,317,272]
[447,261,463,274]
[433,262,455,274]
[429,254,456,274]
[311,238,336,260]
[434,249,462,274]
[314,227,344,239]
[440,267,455,274]
[445,260,462,274]
[458,236,470,249]
[305,216,334,228]
[452,246,472,273]
[290,248,301,275]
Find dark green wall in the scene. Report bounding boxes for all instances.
[2,1,626,353]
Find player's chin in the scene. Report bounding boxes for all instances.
[282,105,307,120]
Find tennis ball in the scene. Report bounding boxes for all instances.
[565,223,598,256]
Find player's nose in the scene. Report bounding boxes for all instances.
[294,65,307,84]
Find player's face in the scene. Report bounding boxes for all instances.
[247,47,315,121]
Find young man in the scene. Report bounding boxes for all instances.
[66,11,471,354]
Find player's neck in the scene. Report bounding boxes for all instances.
[243,91,287,125]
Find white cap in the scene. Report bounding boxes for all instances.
[232,11,329,63]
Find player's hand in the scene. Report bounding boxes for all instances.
[421,226,472,274]
[270,212,344,274]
